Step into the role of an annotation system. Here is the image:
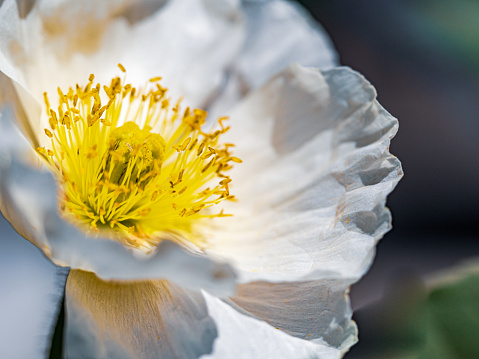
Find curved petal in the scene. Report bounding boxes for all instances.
[0,0,45,146]
[0,111,236,296]
[0,213,68,359]
[0,0,245,144]
[209,0,338,116]
[229,280,357,352]
[202,292,342,359]
[207,64,402,284]
[236,0,337,89]
[65,270,217,359]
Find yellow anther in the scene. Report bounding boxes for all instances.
[173,137,191,152]
[44,129,53,138]
[66,88,74,99]
[202,158,215,173]
[103,85,112,98]
[43,92,50,115]
[219,178,232,185]
[38,71,240,250]
[118,63,126,73]
[200,151,214,160]
[197,142,206,156]
[194,108,207,120]
[57,87,64,99]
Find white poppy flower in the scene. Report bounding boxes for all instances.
[0,0,402,358]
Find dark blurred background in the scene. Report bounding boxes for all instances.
[297,0,479,357]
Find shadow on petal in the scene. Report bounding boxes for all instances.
[65,270,218,359]
[229,280,357,351]
[203,292,342,359]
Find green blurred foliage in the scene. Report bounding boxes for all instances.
[414,0,479,75]
[369,265,479,359]
[298,0,479,75]
[414,269,479,359]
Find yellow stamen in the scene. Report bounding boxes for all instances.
[37,70,240,250]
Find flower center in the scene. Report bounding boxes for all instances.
[37,64,240,250]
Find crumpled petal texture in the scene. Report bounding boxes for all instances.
[197,64,402,353]
[65,273,347,359]
[201,292,343,359]
[230,280,356,351]
[208,64,402,285]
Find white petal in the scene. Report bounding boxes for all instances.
[209,0,338,116]
[0,0,245,142]
[206,64,402,284]
[236,0,337,89]
[0,0,45,145]
[0,111,236,296]
[230,280,357,352]
[201,292,342,359]
[0,214,67,359]
[65,271,217,359]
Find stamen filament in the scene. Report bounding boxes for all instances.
[37,67,240,250]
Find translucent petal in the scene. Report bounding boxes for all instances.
[65,271,217,359]
[236,0,337,89]
[202,292,343,359]
[210,0,338,116]
[0,0,245,144]
[230,280,357,351]
[207,64,402,284]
